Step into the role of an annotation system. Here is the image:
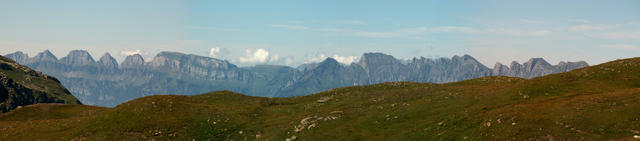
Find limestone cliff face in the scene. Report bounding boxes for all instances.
[120,54,145,68]
[358,53,408,84]
[59,50,96,66]
[406,55,492,83]
[147,52,252,82]
[492,58,588,78]
[4,50,588,106]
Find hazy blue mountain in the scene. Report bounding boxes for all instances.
[5,50,588,107]
[492,58,589,78]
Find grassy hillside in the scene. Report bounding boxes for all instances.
[1,57,640,140]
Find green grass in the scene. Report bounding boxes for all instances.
[1,57,640,140]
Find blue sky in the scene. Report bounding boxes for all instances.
[1,0,639,66]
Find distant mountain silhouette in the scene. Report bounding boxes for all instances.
[5,50,588,107]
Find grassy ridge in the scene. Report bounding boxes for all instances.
[1,57,640,140]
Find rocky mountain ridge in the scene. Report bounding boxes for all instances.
[5,50,588,106]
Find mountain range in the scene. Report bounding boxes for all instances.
[4,50,588,107]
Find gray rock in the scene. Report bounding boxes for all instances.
[120,54,145,68]
[98,53,118,70]
[59,50,96,66]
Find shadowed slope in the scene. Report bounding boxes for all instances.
[0,56,81,113]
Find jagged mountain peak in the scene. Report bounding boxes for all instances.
[525,58,551,66]
[41,50,55,57]
[510,61,520,66]
[460,54,478,61]
[321,57,339,65]
[358,52,401,68]
[98,53,118,68]
[120,54,145,68]
[523,58,552,71]
[33,50,58,62]
[59,50,96,65]
[453,54,483,64]
[4,51,29,64]
[99,53,114,59]
[6,51,26,57]
[302,58,340,72]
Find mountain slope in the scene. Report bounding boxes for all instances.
[0,57,637,140]
[0,56,81,113]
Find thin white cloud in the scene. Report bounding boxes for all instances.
[188,26,248,32]
[351,27,428,38]
[520,19,545,24]
[307,54,359,64]
[487,28,551,36]
[283,57,294,66]
[600,31,640,41]
[568,18,591,24]
[270,24,429,39]
[602,44,638,50]
[530,30,551,36]
[239,48,277,64]
[307,54,328,63]
[335,20,367,25]
[209,47,221,58]
[332,55,359,64]
[325,27,429,38]
[487,28,523,36]
[120,49,143,56]
[269,24,309,30]
[569,24,610,32]
[431,26,477,33]
[270,54,279,63]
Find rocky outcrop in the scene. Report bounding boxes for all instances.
[0,55,81,113]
